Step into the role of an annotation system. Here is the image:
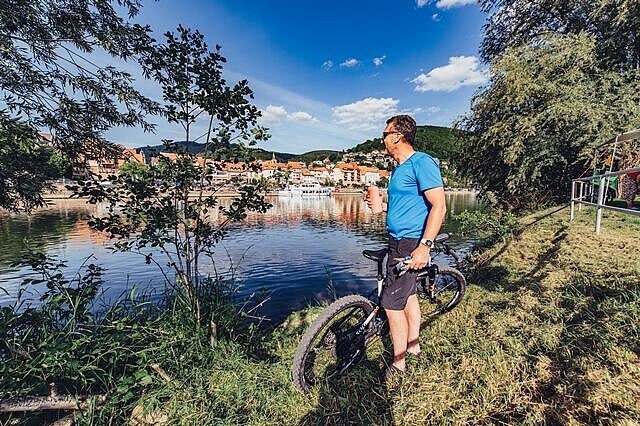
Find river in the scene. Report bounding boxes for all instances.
[0,192,479,323]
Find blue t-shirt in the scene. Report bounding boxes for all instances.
[386,152,443,240]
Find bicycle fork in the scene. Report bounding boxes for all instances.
[357,271,385,335]
[427,264,439,303]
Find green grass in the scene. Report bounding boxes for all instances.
[133,206,640,425]
[3,206,639,424]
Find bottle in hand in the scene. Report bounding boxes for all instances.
[365,185,383,214]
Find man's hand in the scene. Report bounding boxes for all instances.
[363,187,383,213]
[409,244,430,270]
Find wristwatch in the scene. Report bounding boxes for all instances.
[420,238,434,248]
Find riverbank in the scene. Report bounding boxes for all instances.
[42,187,477,200]
[141,206,640,424]
[3,205,637,424]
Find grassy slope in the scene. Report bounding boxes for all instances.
[140,207,640,425]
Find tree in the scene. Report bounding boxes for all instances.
[140,25,267,159]
[479,0,640,69]
[118,159,148,180]
[455,33,640,210]
[0,0,159,210]
[73,27,270,326]
[47,152,73,178]
[0,115,65,211]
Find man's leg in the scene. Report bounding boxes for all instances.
[385,308,408,371]
[404,294,421,354]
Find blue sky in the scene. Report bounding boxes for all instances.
[106,0,487,153]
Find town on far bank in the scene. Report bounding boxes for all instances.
[45,127,467,195]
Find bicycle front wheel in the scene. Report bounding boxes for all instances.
[418,266,466,317]
[291,295,374,394]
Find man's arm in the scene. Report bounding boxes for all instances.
[409,186,447,269]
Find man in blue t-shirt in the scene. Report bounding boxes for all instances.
[364,114,447,379]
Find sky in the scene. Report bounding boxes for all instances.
[105,0,487,154]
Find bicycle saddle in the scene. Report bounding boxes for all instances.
[362,248,388,262]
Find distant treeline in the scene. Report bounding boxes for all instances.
[348,125,460,163]
[138,126,461,166]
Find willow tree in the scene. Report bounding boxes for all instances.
[479,0,640,69]
[456,34,640,210]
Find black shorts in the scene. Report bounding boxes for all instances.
[381,237,420,311]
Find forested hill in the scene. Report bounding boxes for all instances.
[348,125,459,161]
[136,142,341,163]
[136,125,459,163]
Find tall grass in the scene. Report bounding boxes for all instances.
[0,251,267,424]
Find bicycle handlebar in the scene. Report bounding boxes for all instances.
[393,243,463,276]
[442,243,462,267]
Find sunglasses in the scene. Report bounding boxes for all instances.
[382,131,402,141]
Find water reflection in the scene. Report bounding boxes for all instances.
[0,192,478,322]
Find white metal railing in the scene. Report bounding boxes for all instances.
[570,167,640,234]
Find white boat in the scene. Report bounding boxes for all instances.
[278,181,333,197]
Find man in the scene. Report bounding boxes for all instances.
[364,115,447,378]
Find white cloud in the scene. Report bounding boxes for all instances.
[261,105,289,123]
[332,97,399,131]
[435,0,476,9]
[373,55,386,66]
[261,105,316,124]
[340,58,360,68]
[431,13,441,21]
[322,60,333,70]
[427,106,441,114]
[289,111,316,122]
[416,0,476,8]
[411,56,487,92]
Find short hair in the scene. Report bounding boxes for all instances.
[386,115,416,145]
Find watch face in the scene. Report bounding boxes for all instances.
[421,239,433,247]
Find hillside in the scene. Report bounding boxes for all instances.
[249,148,341,163]
[138,141,206,157]
[135,125,460,164]
[136,141,340,163]
[349,125,459,161]
[290,150,342,163]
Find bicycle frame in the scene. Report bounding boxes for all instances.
[358,244,454,337]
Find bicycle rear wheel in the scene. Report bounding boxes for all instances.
[291,295,374,394]
[418,266,466,317]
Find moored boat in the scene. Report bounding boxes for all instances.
[278,181,333,196]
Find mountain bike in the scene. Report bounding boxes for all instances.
[291,232,466,394]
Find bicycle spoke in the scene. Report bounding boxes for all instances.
[419,268,465,317]
[300,303,370,388]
